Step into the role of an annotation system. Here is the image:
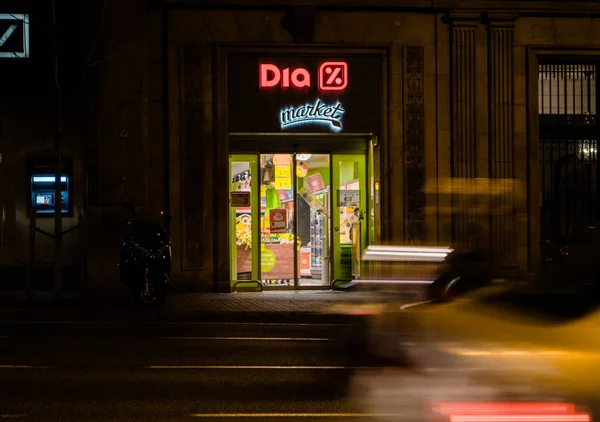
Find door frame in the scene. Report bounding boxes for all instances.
[331,153,368,284]
[228,134,376,291]
[229,154,261,292]
[260,152,332,290]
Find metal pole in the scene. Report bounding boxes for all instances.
[27,209,36,303]
[51,0,63,300]
[161,4,170,233]
[79,208,88,300]
[293,154,298,288]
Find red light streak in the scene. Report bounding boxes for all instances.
[437,402,577,415]
[450,416,589,422]
[433,402,591,422]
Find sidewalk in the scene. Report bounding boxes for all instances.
[0,289,421,323]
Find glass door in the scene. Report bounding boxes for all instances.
[296,154,331,287]
[259,154,296,286]
[258,153,332,288]
[230,152,367,289]
[229,155,260,288]
[332,154,367,282]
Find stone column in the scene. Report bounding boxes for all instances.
[486,14,517,265]
[180,43,213,274]
[446,13,479,248]
[404,46,426,243]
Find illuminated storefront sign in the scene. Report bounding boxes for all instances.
[227,54,381,134]
[280,99,345,132]
[260,64,311,89]
[0,14,29,58]
[259,62,348,92]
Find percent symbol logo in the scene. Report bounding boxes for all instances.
[318,62,348,92]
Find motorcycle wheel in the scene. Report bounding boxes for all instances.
[138,273,169,309]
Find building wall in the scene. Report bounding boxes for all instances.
[71,2,600,290]
[514,17,600,268]
[0,0,90,287]
[0,102,85,267]
[85,0,159,290]
[160,10,441,289]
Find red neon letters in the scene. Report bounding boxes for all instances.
[259,61,348,92]
[260,64,310,89]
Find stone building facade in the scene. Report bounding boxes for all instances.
[3,0,600,292]
[90,0,600,290]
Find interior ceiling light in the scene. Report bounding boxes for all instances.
[297,154,312,161]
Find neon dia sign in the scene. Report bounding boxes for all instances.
[259,62,348,91]
[259,61,348,131]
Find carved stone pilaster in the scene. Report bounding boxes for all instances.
[403,46,426,243]
[446,13,479,247]
[486,14,517,264]
[181,43,206,269]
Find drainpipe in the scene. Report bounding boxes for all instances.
[161,2,170,233]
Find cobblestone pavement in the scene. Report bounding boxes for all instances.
[169,291,372,313]
[3,289,416,311]
[0,289,423,322]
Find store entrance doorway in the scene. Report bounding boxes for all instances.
[229,152,368,290]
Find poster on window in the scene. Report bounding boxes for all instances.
[269,208,288,233]
[298,187,324,214]
[275,177,291,190]
[230,191,251,207]
[339,190,360,207]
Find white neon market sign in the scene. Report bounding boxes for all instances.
[279,99,345,132]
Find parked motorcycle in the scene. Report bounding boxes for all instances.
[118,218,172,308]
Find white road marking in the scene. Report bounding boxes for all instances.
[0,415,27,419]
[4,321,349,327]
[156,336,329,341]
[191,413,403,418]
[148,365,348,369]
[0,365,53,369]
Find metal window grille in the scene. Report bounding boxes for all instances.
[539,62,600,244]
[538,64,596,125]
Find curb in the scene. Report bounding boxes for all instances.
[0,308,360,324]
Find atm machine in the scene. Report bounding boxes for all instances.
[27,156,73,217]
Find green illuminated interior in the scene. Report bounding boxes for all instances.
[229,151,369,290]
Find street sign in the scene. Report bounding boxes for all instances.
[0,14,29,58]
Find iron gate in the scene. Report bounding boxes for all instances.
[539,62,599,244]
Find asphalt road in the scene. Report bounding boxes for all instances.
[0,319,396,421]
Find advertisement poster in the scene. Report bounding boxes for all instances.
[298,187,324,214]
[339,190,360,207]
[274,165,292,190]
[275,178,291,190]
[269,208,288,233]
